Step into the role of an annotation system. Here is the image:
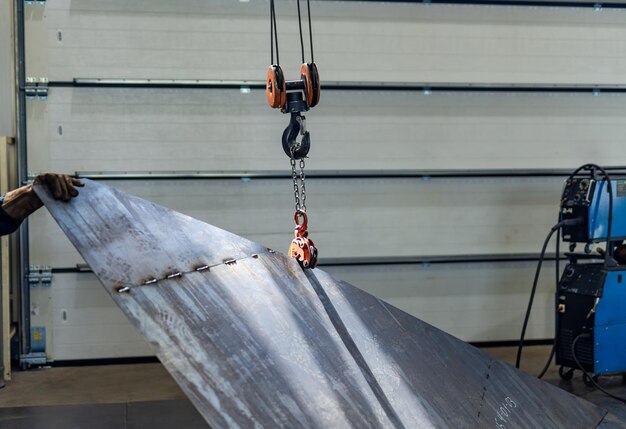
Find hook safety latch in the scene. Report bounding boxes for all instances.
[288,210,318,269]
[282,112,310,159]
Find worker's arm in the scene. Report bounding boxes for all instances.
[0,173,84,236]
[0,194,23,236]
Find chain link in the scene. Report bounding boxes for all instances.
[290,150,307,213]
[290,157,301,212]
[299,158,306,212]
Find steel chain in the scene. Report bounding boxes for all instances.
[290,157,301,212]
[299,158,306,212]
[290,155,306,213]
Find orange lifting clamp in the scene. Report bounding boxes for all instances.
[288,210,318,269]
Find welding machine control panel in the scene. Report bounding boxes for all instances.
[561,179,595,209]
[561,179,596,242]
[559,263,606,297]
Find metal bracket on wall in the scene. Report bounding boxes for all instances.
[19,327,46,367]
[24,77,48,100]
[27,265,52,288]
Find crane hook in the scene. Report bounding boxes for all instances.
[282,112,310,159]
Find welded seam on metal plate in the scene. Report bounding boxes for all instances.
[476,363,492,420]
[305,270,406,429]
[111,249,277,293]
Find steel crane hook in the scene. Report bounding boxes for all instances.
[282,112,310,159]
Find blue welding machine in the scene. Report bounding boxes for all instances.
[556,177,626,382]
[561,178,626,245]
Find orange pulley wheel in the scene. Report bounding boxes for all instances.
[300,62,320,108]
[266,65,287,109]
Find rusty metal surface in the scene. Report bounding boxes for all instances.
[36,180,608,429]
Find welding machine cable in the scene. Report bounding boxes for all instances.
[571,334,626,404]
[515,218,582,370]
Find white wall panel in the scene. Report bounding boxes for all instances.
[0,0,15,137]
[28,177,563,268]
[50,273,151,360]
[48,260,556,360]
[325,261,557,343]
[38,0,626,85]
[38,87,626,173]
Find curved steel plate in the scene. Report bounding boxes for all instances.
[36,180,607,428]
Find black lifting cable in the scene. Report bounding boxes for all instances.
[307,0,314,63]
[297,0,306,64]
[296,0,315,64]
[270,0,280,65]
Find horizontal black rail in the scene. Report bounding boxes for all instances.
[69,168,626,181]
[319,253,568,266]
[48,356,160,367]
[23,0,626,11]
[51,252,574,274]
[338,0,626,8]
[472,338,553,348]
[47,79,626,94]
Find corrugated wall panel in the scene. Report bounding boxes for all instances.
[39,87,626,173]
[326,261,557,343]
[42,0,626,85]
[51,273,151,360]
[0,0,15,137]
[28,177,563,268]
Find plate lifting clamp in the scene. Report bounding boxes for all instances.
[288,210,318,269]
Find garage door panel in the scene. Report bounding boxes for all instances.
[325,261,556,342]
[29,177,563,268]
[40,0,626,84]
[44,87,626,172]
[50,273,152,360]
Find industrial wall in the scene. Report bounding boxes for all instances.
[0,0,15,137]
[21,0,626,360]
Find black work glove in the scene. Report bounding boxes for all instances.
[2,173,84,222]
[33,173,84,202]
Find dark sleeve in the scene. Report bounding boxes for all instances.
[0,194,23,236]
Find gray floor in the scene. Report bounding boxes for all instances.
[0,400,209,429]
[0,346,624,428]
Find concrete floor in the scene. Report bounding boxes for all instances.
[0,362,185,407]
[0,345,625,427]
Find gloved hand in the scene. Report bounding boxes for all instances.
[2,173,84,221]
[33,172,84,202]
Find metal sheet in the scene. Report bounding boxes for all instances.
[36,180,608,428]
